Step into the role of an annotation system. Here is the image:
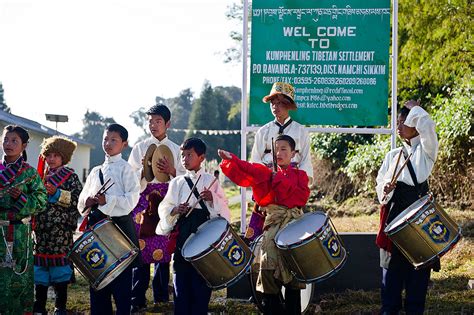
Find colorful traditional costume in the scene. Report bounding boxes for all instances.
[128,135,186,306]
[33,136,83,315]
[0,156,47,314]
[220,153,310,294]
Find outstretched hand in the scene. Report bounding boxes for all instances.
[218,149,232,160]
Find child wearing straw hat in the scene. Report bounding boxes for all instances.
[33,136,83,315]
[375,100,439,314]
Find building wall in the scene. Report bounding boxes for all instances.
[0,125,91,184]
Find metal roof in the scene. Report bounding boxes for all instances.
[0,110,93,147]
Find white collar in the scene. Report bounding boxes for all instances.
[151,135,168,145]
[105,153,122,163]
[185,168,204,179]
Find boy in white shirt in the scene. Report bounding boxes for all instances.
[78,123,140,315]
[128,104,187,310]
[376,101,439,314]
[156,138,230,315]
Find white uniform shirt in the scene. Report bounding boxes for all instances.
[78,154,140,217]
[251,117,313,180]
[376,106,438,204]
[156,168,231,235]
[128,136,186,190]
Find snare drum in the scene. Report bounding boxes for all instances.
[249,234,314,314]
[182,217,253,289]
[384,194,461,269]
[275,212,348,283]
[68,219,139,290]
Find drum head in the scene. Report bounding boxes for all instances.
[385,195,431,233]
[182,217,228,259]
[275,212,327,247]
[249,235,313,314]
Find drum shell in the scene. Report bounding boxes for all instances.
[69,219,138,290]
[385,196,461,268]
[276,212,347,283]
[182,218,253,289]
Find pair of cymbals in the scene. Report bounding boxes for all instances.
[143,144,174,183]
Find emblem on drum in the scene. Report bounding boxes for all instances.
[222,239,246,266]
[81,242,107,269]
[422,215,450,243]
[323,234,341,258]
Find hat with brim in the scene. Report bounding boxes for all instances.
[143,144,157,182]
[151,144,174,183]
[262,82,297,110]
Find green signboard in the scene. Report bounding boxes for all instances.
[250,0,391,126]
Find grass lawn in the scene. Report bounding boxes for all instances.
[56,194,473,314]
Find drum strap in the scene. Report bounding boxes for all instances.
[403,151,423,198]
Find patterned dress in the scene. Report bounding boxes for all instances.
[34,166,82,270]
[0,157,47,314]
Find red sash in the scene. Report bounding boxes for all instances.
[375,204,393,252]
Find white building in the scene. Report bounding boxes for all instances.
[0,110,93,184]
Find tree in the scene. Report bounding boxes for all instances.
[167,89,193,144]
[0,82,11,113]
[188,82,224,160]
[223,0,250,63]
[397,0,472,100]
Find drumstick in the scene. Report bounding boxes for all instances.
[390,152,413,185]
[185,177,219,218]
[184,175,201,204]
[98,182,115,195]
[390,150,403,183]
[382,152,413,201]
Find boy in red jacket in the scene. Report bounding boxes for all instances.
[218,134,310,315]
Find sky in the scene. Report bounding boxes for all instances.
[0,0,242,144]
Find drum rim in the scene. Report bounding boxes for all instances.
[275,211,328,249]
[181,217,229,260]
[384,195,433,235]
[93,249,139,290]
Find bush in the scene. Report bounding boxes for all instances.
[430,78,473,204]
[344,135,391,196]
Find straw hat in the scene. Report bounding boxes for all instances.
[151,145,174,183]
[142,144,157,182]
[262,82,297,110]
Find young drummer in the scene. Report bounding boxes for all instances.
[156,137,230,315]
[128,104,186,310]
[219,134,310,315]
[78,123,140,315]
[0,125,47,314]
[33,136,83,315]
[376,101,439,314]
